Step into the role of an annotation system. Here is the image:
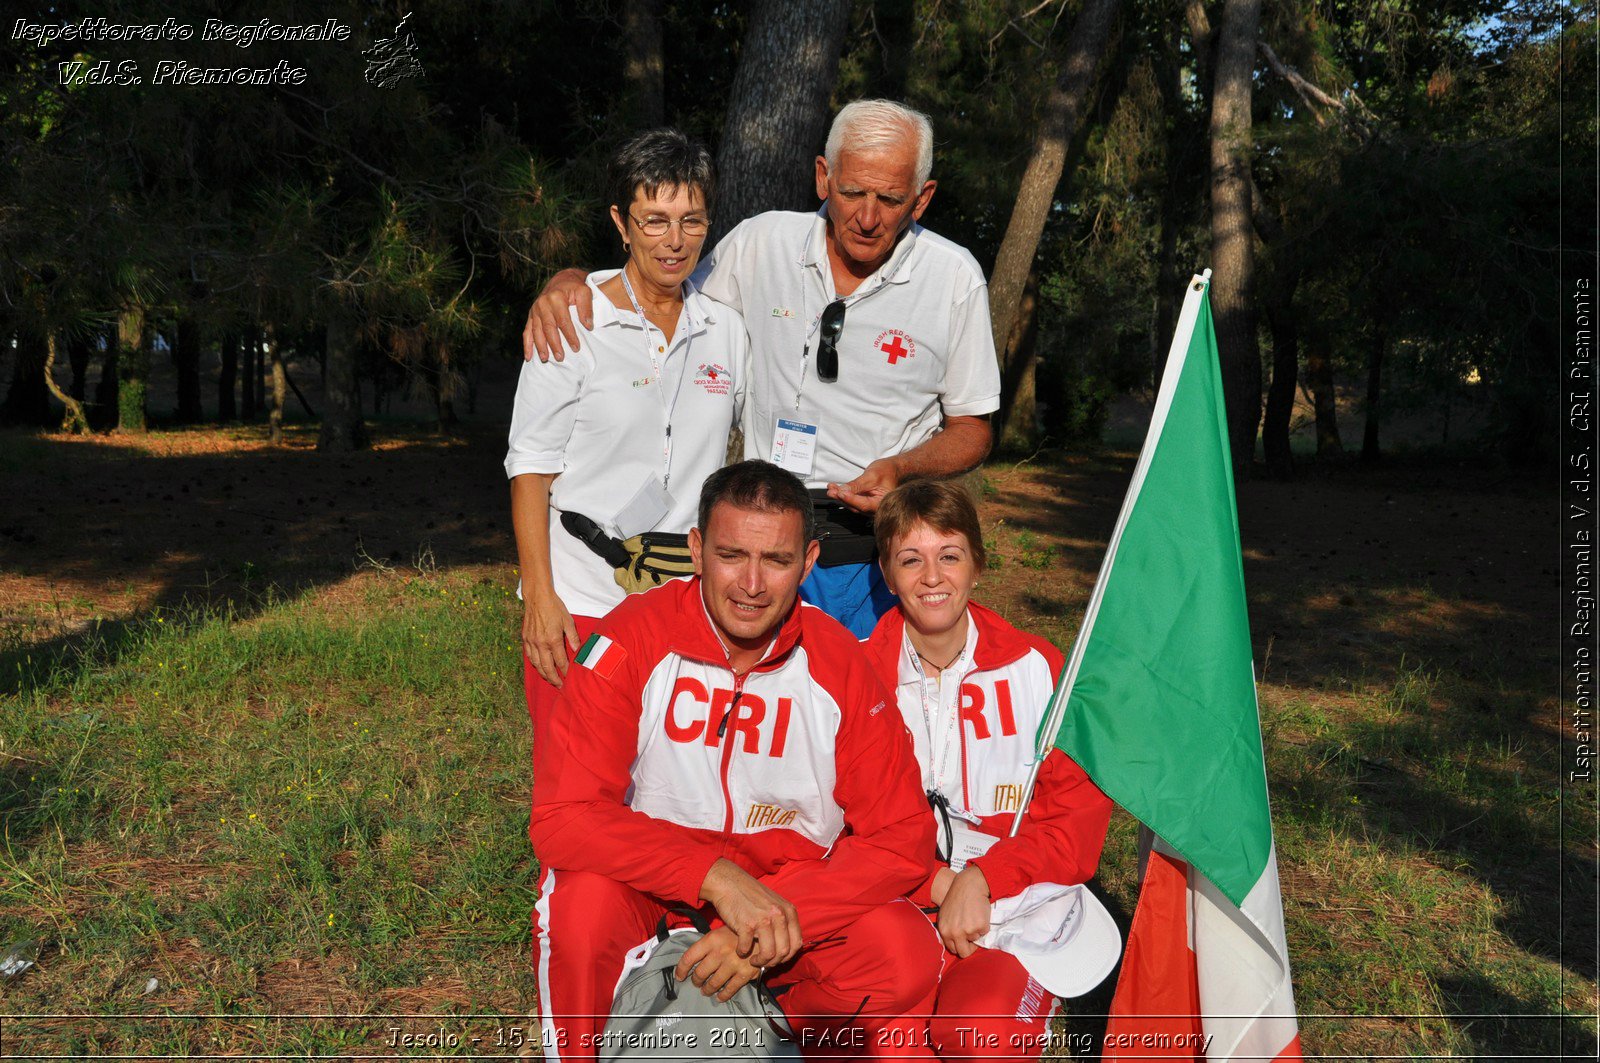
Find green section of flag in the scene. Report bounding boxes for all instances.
[1054,286,1271,906]
[576,633,602,663]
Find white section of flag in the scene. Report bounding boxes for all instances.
[1153,833,1300,1061]
[576,633,616,670]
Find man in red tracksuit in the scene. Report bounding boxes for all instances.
[530,460,940,1061]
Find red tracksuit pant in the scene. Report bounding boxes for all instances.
[876,944,1060,1060]
[532,867,944,1062]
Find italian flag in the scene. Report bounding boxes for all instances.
[575,633,624,680]
[1046,273,1301,1060]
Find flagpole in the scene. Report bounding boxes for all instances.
[1009,269,1213,837]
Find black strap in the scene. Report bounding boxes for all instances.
[927,790,956,865]
[808,489,878,568]
[560,510,631,568]
[655,905,712,942]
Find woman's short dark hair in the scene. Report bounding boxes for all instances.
[874,479,988,571]
[608,128,715,216]
[698,461,815,543]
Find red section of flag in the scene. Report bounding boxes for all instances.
[592,650,623,681]
[1104,849,1204,1061]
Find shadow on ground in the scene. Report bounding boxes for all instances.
[0,423,516,698]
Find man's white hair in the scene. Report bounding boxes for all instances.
[824,99,934,187]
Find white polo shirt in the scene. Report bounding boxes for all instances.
[505,270,749,618]
[696,208,1000,487]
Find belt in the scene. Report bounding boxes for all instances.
[808,488,878,568]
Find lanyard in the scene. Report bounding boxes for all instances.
[620,267,693,488]
[903,631,970,804]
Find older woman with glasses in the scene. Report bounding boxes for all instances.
[505,129,749,734]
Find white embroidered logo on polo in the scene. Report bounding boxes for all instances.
[695,363,730,396]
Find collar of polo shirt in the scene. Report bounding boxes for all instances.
[588,269,717,337]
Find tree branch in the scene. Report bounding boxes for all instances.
[988,0,1071,48]
[1185,0,1214,90]
[1257,40,1373,137]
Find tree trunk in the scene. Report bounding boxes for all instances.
[318,316,368,452]
[988,0,1121,450]
[1304,332,1342,455]
[174,317,203,422]
[1153,205,1181,384]
[435,341,460,428]
[712,0,853,238]
[1262,287,1300,478]
[43,331,90,434]
[996,271,1042,447]
[875,0,915,99]
[218,331,238,421]
[1250,182,1298,479]
[67,334,91,402]
[1184,0,1215,96]
[279,328,318,418]
[266,323,287,444]
[93,326,119,427]
[1361,324,1385,464]
[0,331,53,426]
[115,306,148,433]
[241,330,259,420]
[1207,0,1262,476]
[1152,15,1191,386]
[621,0,665,128]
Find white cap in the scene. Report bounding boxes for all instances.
[976,882,1121,998]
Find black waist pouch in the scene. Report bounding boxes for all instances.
[808,488,878,568]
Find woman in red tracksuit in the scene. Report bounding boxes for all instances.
[864,480,1113,1059]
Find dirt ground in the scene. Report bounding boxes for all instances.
[8,330,1525,647]
[2,340,1547,650]
[0,411,1558,737]
[0,413,1555,669]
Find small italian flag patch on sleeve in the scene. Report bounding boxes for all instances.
[575,633,625,680]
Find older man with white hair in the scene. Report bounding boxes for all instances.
[525,100,1000,638]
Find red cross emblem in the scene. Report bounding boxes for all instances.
[876,329,915,365]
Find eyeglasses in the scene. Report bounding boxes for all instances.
[816,300,846,383]
[627,212,709,238]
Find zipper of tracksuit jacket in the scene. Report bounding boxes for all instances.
[716,671,749,837]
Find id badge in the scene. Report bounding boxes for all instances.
[612,475,673,539]
[769,414,820,477]
[947,821,998,873]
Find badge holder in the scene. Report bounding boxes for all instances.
[948,821,998,873]
[612,475,674,539]
[770,407,823,477]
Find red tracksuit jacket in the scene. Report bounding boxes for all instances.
[865,603,1112,905]
[530,577,935,942]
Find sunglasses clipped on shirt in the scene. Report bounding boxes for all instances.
[816,299,846,383]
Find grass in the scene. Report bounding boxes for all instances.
[0,433,1593,1059]
[1,570,539,1056]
